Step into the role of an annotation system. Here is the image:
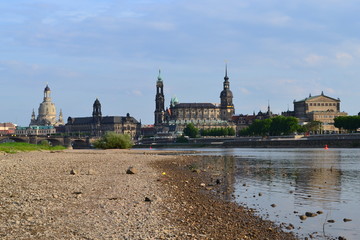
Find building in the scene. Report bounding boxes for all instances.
[65,98,141,139]
[288,92,348,133]
[0,123,16,135]
[154,66,236,133]
[16,125,56,136]
[30,84,64,126]
[232,105,275,133]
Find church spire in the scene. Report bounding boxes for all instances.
[224,63,229,82]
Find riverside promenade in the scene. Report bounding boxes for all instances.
[136,134,360,148]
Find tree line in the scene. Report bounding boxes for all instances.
[183,123,235,138]
[334,116,360,132]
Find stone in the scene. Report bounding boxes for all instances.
[327,219,335,223]
[200,183,206,187]
[343,218,352,222]
[305,212,317,217]
[316,210,323,214]
[126,167,138,174]
[87,169,97,175]
[270,204,276,208]
[338,236,347,240]
[299,215,307,220]
[70,169,78,175]
[144,197,152,202]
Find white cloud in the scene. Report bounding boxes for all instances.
[147,21,175,31]
[304,54,325,65]
[335,52,353,66]
[239,87,250,95]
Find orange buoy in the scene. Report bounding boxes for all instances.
[324,144,329,150]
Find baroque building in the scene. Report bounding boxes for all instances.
[65,98,141,139]
[154,66,236,133]
[285,92,348,133]
[30,84,64,126]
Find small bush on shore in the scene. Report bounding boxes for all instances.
[93,132,133,149]
[0,142,65,153]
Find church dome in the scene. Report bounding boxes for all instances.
[220,89,233,98]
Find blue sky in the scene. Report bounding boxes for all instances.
[1,0,360,125]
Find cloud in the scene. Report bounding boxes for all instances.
[147,21,175,31]
[132,90,143,96]
[335,52,353,66]
[304,54,325,65]
[239,87,250,95]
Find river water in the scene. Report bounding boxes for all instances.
[153,148,360,240]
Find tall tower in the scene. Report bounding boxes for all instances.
[154,70,165,126]
[220,64,235,121]
[92,98,102,136]
[92,98,102,124]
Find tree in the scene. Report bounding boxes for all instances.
[334,116,360,132]
[183,123,199,138]
[269,116,299,136]
[93,132,133,149]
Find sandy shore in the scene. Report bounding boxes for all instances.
[0,149,297,239]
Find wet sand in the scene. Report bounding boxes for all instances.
[0,149,297,239]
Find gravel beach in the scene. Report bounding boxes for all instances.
[0,149,297,239]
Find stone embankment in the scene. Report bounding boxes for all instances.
[0,149,297,239]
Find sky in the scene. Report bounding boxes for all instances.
[1,0,360,126]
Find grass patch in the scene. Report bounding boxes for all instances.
[0,142,66,154]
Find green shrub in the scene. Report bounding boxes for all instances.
[93,132,133,149]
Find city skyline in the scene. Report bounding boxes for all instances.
[1,1,360,126]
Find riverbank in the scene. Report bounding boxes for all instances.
[0,149,297,239]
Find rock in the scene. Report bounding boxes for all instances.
[258,192,263,196]
[70,169,78,175]
[200,183,206,187]
[144,197,152,202]
[327,219,335,223]
[338,236,347,240]
[192,169,201,173]
[305,212,317,217]
[216,179,221,184]
[270,204,276,208]
[343,218,352,222]
[87,169,97,175]
[300,215,307,220]
[126,167,138,174]
[316,210,323,214]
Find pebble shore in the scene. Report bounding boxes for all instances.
[0,149,297,239]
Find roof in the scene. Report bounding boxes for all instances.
[295,93,340,103]
[172,103,219,109]
[67,116,140,125]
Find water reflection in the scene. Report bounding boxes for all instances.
[185,148,359,240]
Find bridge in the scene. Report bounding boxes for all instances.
[0,135,101,149]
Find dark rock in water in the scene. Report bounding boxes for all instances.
[338,236,347,240]
[327,219,335,223]
[299,215,307,221]
[270,204,276,208]
[343,218,352,222]
[258,192,263,196]
[316,211,323,215]
[126,167,138,174]
[305,212,317,217]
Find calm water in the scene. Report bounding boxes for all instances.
[152,148,360,240]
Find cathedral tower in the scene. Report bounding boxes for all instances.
[154,70,165,125]
[220,65,235,121]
